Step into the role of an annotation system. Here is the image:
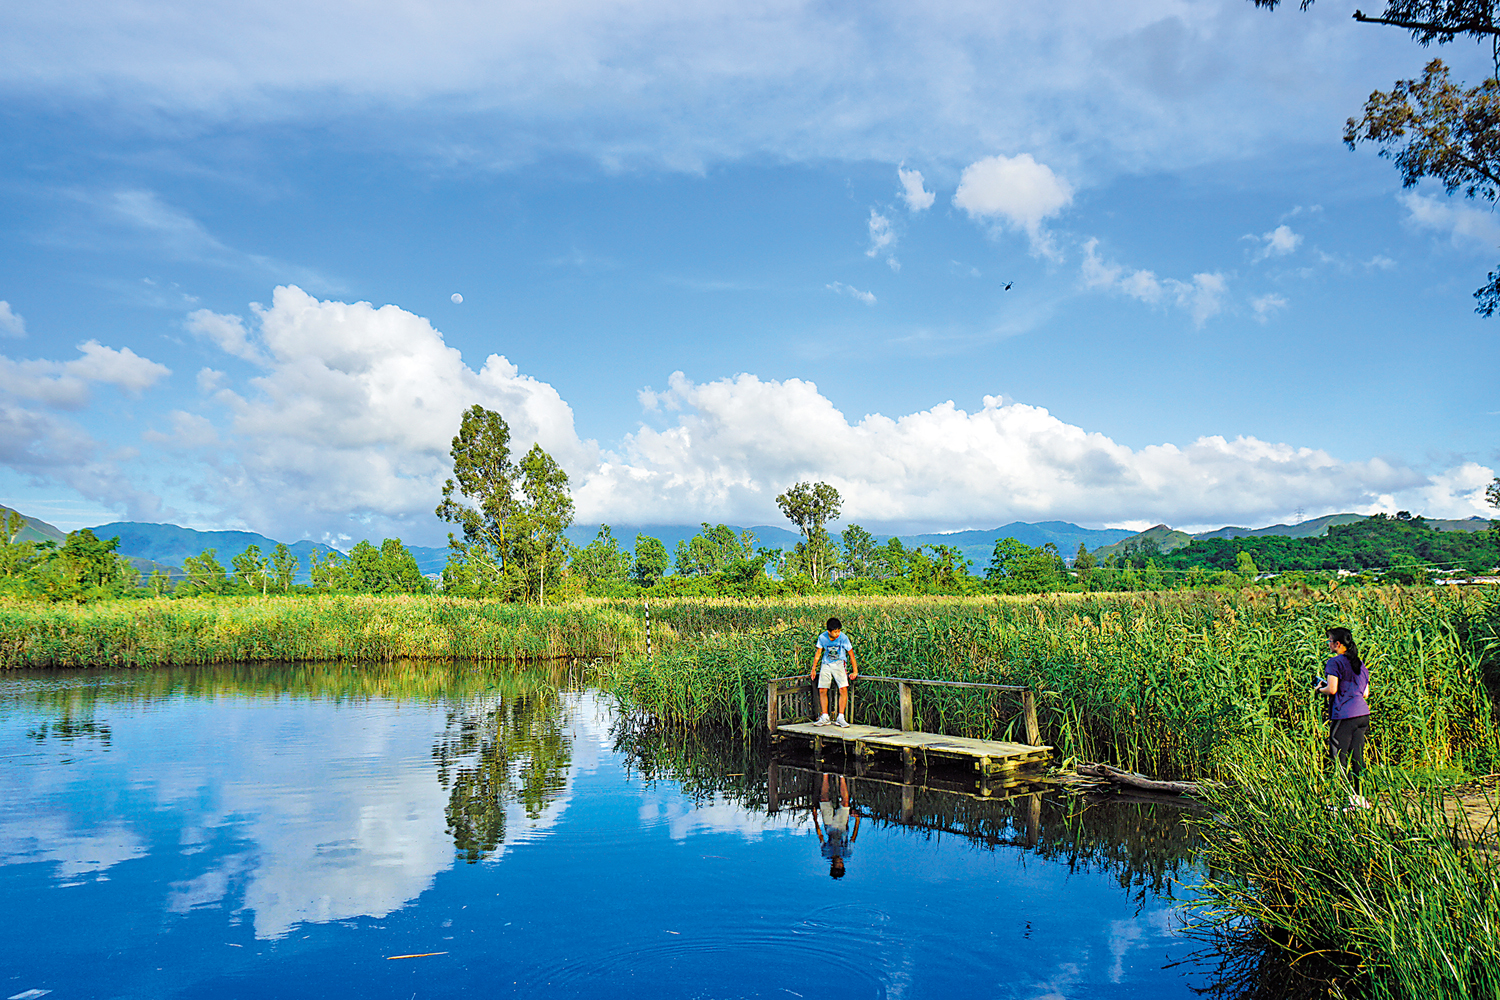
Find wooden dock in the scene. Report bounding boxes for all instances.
[767,674,1053,777]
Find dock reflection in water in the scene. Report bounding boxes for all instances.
[2,664,1206,999]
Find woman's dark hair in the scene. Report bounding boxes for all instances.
[1326,627,1363,669]
[827,617,842,632]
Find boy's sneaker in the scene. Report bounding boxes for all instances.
[814,714,830,726]
[1349,794,1372,810]
[835,715,849,728]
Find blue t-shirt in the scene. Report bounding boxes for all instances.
[817,631,853,665]
[1324,653,1370,720]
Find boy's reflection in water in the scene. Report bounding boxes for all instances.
[812,773,861,878]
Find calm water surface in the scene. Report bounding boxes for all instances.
[1,665,1205,999]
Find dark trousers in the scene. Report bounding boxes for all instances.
[1328,714,1370,792]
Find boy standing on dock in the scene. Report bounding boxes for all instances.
[810,617,857,728]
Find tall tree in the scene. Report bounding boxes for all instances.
[632,534,669,586]
[841,524,877,579]
[233,544,268,595]
[182,548,227,594]
[271,543,299,592]
[985,537,1033,582]
[570,525,632,590]
[436,405,516,584]
[514,444,574,605]
[1253,1,1500,312]
[1488,476,1500,508]
[1074,542,1097,584]
[775,481,842,585]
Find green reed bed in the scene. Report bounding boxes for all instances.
[1190,737,1500,1000]
[598,588,1500,780]
[0,595,655,668]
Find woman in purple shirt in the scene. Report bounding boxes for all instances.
[1317,626,1372,808]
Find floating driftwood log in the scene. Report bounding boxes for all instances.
[1075,762,1210,797]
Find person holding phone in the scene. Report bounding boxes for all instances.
[1317,626,1372,809]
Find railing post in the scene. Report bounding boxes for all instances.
[767,679,779,733]
[898,681,913,732]
[1021,688,1040,747]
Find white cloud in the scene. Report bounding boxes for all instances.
[826,281,876,305]
[136,290,1493,539]
[0,301,25,338]
[897,166,935,212]
[1366,254,1397,270]
[1248,223,1302,260]
[1081,238,1228,325]
[162,285,595,540]
[1251,293,1288,321]
[571,370,1490,529]
[1400,191,1500,253]
[0,1,1403,177]
[954,154,1073,257]
[187,308,264,362]
[0,340,171,409]
[865,209,895,258]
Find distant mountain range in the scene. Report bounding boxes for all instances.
[3,504,1490,581]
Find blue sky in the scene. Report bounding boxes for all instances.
[2,0,1497,546]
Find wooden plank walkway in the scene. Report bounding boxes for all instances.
[775,721,1051,773]
[766,673,1053,774]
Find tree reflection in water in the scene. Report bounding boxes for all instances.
[433,689,574,862]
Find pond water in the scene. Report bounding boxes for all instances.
[1,665,1207,999]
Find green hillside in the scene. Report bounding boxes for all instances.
[1,505,67,545]
[1092,524,1193,561]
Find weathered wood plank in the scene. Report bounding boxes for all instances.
[775,720,1052,769]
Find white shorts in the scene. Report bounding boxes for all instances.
[818,662,848,689]
[819,801,850,833]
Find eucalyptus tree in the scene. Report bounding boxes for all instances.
[514,444,574,605]
[436,405,517,587]
[775,481,842,585]
[271,543,298,592]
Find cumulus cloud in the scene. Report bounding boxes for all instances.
[165,285,595,540]
[1400,192,1500,252]
[826,281,876,305]
[1248,224,1302,260]
[897,166,935,212]
[0,302,24,338]
[571,371,1492,529]
[0,340,169,516]
[1081,238,1228,325]
[187,308,264,362]
[954,154,1073,257]
[142,291,1491,541]
[0,340,171,409]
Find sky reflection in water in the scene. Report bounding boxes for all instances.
[0,667,1202,999]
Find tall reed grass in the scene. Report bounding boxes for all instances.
[1190,735,1500,1000]
[0,595,657,668]
[598,588,1500,779]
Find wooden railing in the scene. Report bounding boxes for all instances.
[766,673,1041,747]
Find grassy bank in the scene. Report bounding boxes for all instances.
[598,588,1500,780]
[0,595,660,668]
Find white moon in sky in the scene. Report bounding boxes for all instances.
[451,293,463,304]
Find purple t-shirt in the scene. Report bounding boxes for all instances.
[1324,653,1370,720]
